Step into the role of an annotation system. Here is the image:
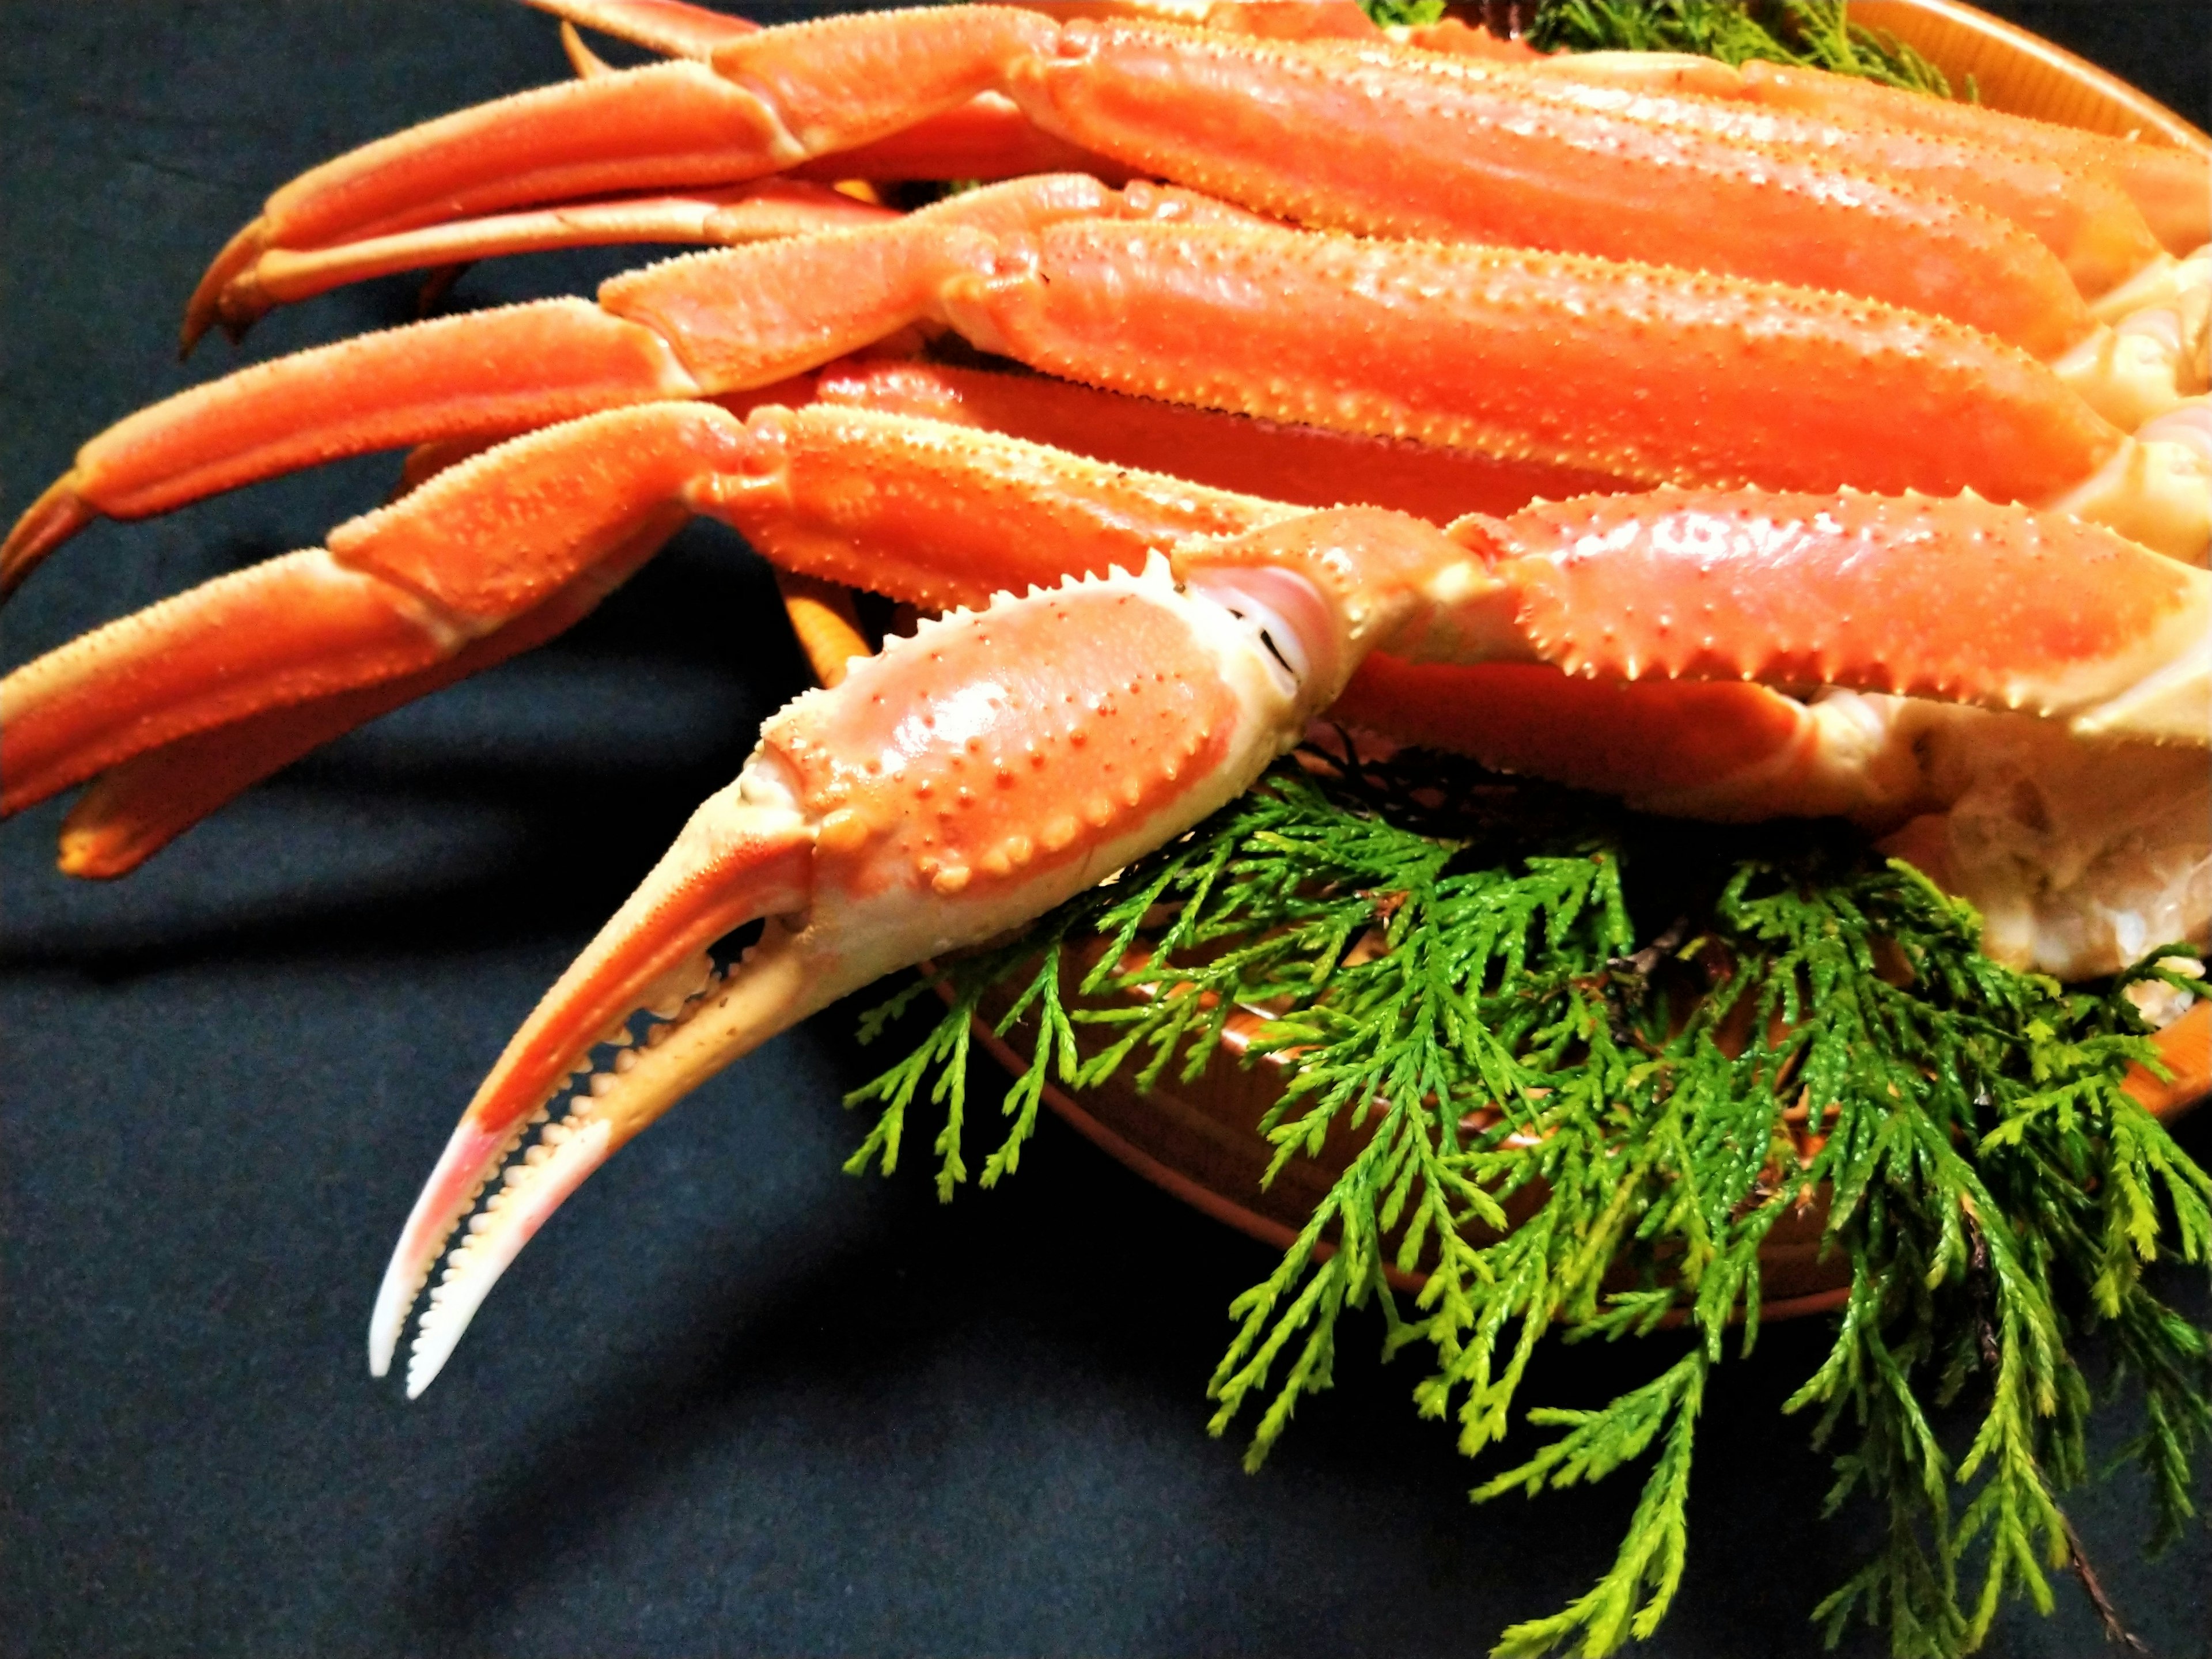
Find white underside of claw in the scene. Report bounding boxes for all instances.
[385,937,824,1396]
[405,1113,615,1397]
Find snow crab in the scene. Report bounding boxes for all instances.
[4,0,2209,1418]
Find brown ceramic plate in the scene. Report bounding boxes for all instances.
[1850,0,2211,151]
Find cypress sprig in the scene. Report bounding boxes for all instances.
[845,747,2210,1656]
[1520,0,1955,96]
[1363,0,1450,24]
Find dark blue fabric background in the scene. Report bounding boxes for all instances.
[5,5,2207,1653]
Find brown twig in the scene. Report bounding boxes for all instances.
[2057,1506,2150,1653]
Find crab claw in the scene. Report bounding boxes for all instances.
[374,508,1471,1395]
[369,761,816,1393]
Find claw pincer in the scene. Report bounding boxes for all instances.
[374,509,1456,1393]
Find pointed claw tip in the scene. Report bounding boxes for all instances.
[1,474,97,603]
[368,1255,425,1381]
[388,1114,618,1399]
[403,1313,461,1400]
[183,216,273,358]
[365,1110,529,1391]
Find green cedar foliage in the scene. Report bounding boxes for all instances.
[1363,0,1450,24]
[1510,1,1953,97]
[847,747,2210,1657]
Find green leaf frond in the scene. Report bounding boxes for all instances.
[1525,0,1957,97]
[1480,1350,1707,1654]
[846,746,2210,1656]
[1360,0,1449,25]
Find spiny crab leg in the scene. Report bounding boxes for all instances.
[0,361,1631,881]
[207,180,897,332]
[804,355,1906,821]
[801,357,1628,521]
[0,400,1298,857]
[1711,58,2210,255]
[18,173,2205,612]
[7,385,2203,959]
[1,175,1245,598]
[190,5,2126,357]
[780,371,2205,952]
[0,384,1876,872]
[1448,490,2210,743]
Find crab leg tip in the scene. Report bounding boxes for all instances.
[1,475,97,601]
[182,218,272,356]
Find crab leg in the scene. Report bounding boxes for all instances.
[804,358,1628,521]
[547,0,1126,187]
[678,215,2184,547]
[0,405,734,818]
[0,400,1297,855]
[0,376,1679,871]
[0,300,702,599]
[9,385,2201,983]
[26,179,2203,610]
[393,354,1628,530]
[1225,488,2212,983]
[1168,0,2209,257]
[0,389,1802,878]
[199,182,897,343]
[1722,58,2212,255]
[575,5,2202,434]
[44,558,661,880]
[5,177,1252,596]
[619,217,2198,552]
[0,374,1639,883]
[1433,490,2211,743]
[188,6,2109,357]
[1494,65,2162,302]
[1328,661,1910,823]
[176,10,1128,351]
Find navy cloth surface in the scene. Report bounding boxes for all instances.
[4,3,2208,1654]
